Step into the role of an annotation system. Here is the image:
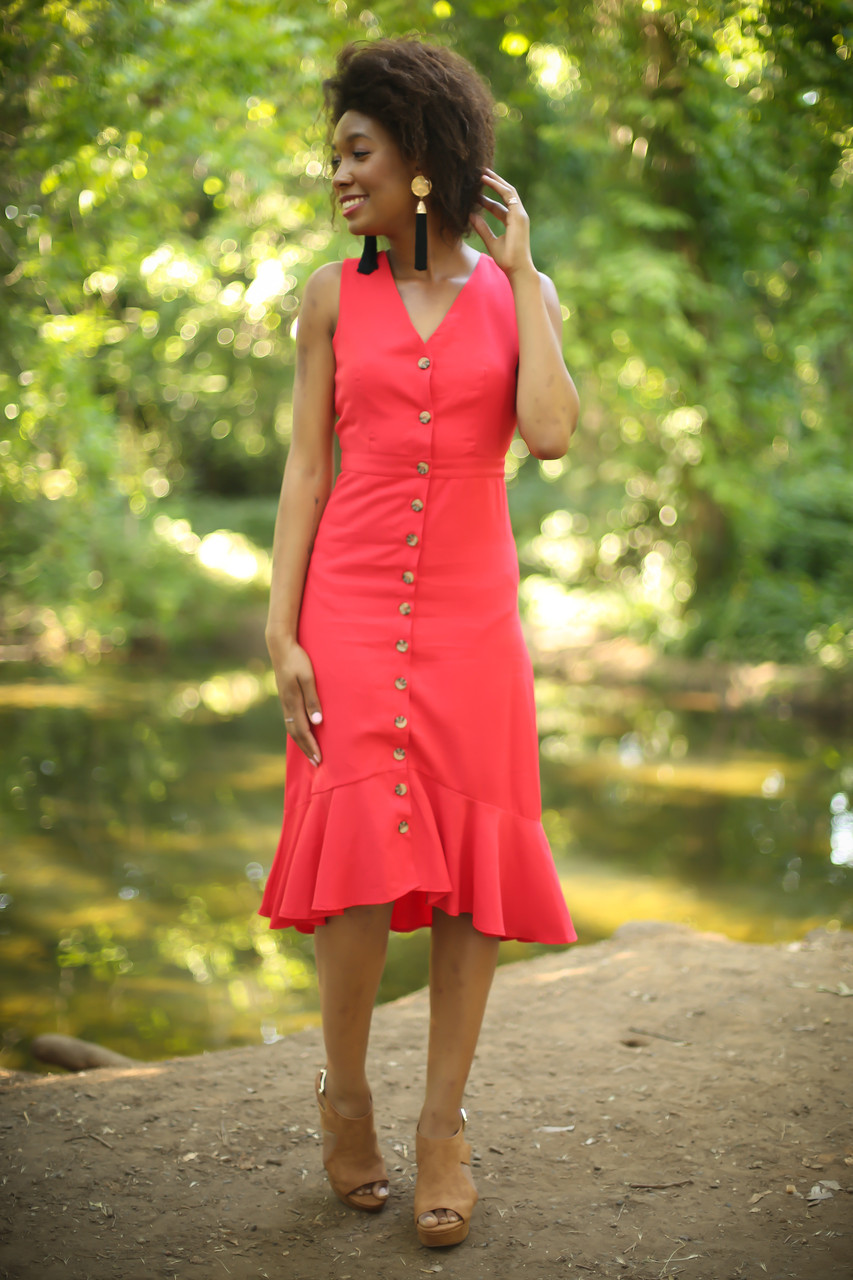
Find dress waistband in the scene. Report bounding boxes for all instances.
[340,450,506,479]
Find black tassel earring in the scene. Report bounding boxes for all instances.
[357,235,378,275]
[411,176,431,272]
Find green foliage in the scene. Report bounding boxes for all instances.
[2,0,852,667]
[475,0,853,667]
[695,465,853,665]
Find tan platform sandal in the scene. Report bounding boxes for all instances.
[315,1068,388,1212]
[414,1110,478,1247]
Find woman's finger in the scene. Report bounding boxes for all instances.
[477,193,510,218]
[469,211,497,247]
[283,703,321,766]
[481,170,521,201]
[298,669,323,728]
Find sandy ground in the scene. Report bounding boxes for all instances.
[1,921,852,1280]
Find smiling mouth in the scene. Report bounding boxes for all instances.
[340,196,368,216]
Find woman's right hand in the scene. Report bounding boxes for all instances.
[267,636,323,766]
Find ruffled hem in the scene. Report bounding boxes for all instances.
[259,769,576,945]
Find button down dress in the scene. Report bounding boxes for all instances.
[260,250,575,944]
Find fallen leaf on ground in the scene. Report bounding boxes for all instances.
[807,1180,840,1202]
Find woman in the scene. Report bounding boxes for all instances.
[260,37,579,1247]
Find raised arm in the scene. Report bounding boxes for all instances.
[265,262,340,764]
[470,169,579,459]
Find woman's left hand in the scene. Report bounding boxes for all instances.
[469,168,535,278]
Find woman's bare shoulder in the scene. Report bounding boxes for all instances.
[298,261,344,335]
[306,259,344,290]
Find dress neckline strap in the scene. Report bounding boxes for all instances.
[380,250,484,347]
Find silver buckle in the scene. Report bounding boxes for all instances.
[318,1067,327,1096]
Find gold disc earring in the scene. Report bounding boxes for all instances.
[411,175,432,272]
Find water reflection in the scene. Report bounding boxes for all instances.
[0,667,850,1073]
[535,679,852,942]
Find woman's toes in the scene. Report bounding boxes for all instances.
[419,1208,459,1226]
[355,1181,388,1199]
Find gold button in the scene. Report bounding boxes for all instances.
[394,747,406,761]
[396,639,409,653]
[395,677,407,690]
[406,533,418,546]
[395,783,408,796]
[419,411,431,424]
[398,820,410,834]
[418,357,430,370]
[402,570,414,584]
[417,461,429,475]
[395,715,408,729]
[399,602,412,615]
[411,498,424,512]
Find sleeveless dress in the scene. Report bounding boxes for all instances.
[260,250,575,945]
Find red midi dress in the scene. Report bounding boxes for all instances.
[260,250,575,944]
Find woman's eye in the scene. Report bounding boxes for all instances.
[329,151,368,170]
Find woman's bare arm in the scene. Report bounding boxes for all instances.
[509,266,579,459]
[470,168,579,459]
[265,262,340,764]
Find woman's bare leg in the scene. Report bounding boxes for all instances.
[314,902,394,1199]
[417,910,500,1227]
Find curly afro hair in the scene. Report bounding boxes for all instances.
[323,36,495,241]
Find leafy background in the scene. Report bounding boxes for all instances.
[2,0,852,672]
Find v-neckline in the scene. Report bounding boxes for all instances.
[382,250,483,347]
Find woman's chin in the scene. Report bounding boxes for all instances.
[349,221,378,237]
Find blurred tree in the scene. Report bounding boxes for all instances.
[1,0,851,668]
[447,0,853,667]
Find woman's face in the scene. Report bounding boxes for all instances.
[330,110,418,239]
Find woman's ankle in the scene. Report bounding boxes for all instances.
[321,1067,372,1117]
[417,1102,465,1140]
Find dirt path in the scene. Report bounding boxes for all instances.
[2,922,852,1280]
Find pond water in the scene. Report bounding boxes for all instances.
[1,664,851,1073]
